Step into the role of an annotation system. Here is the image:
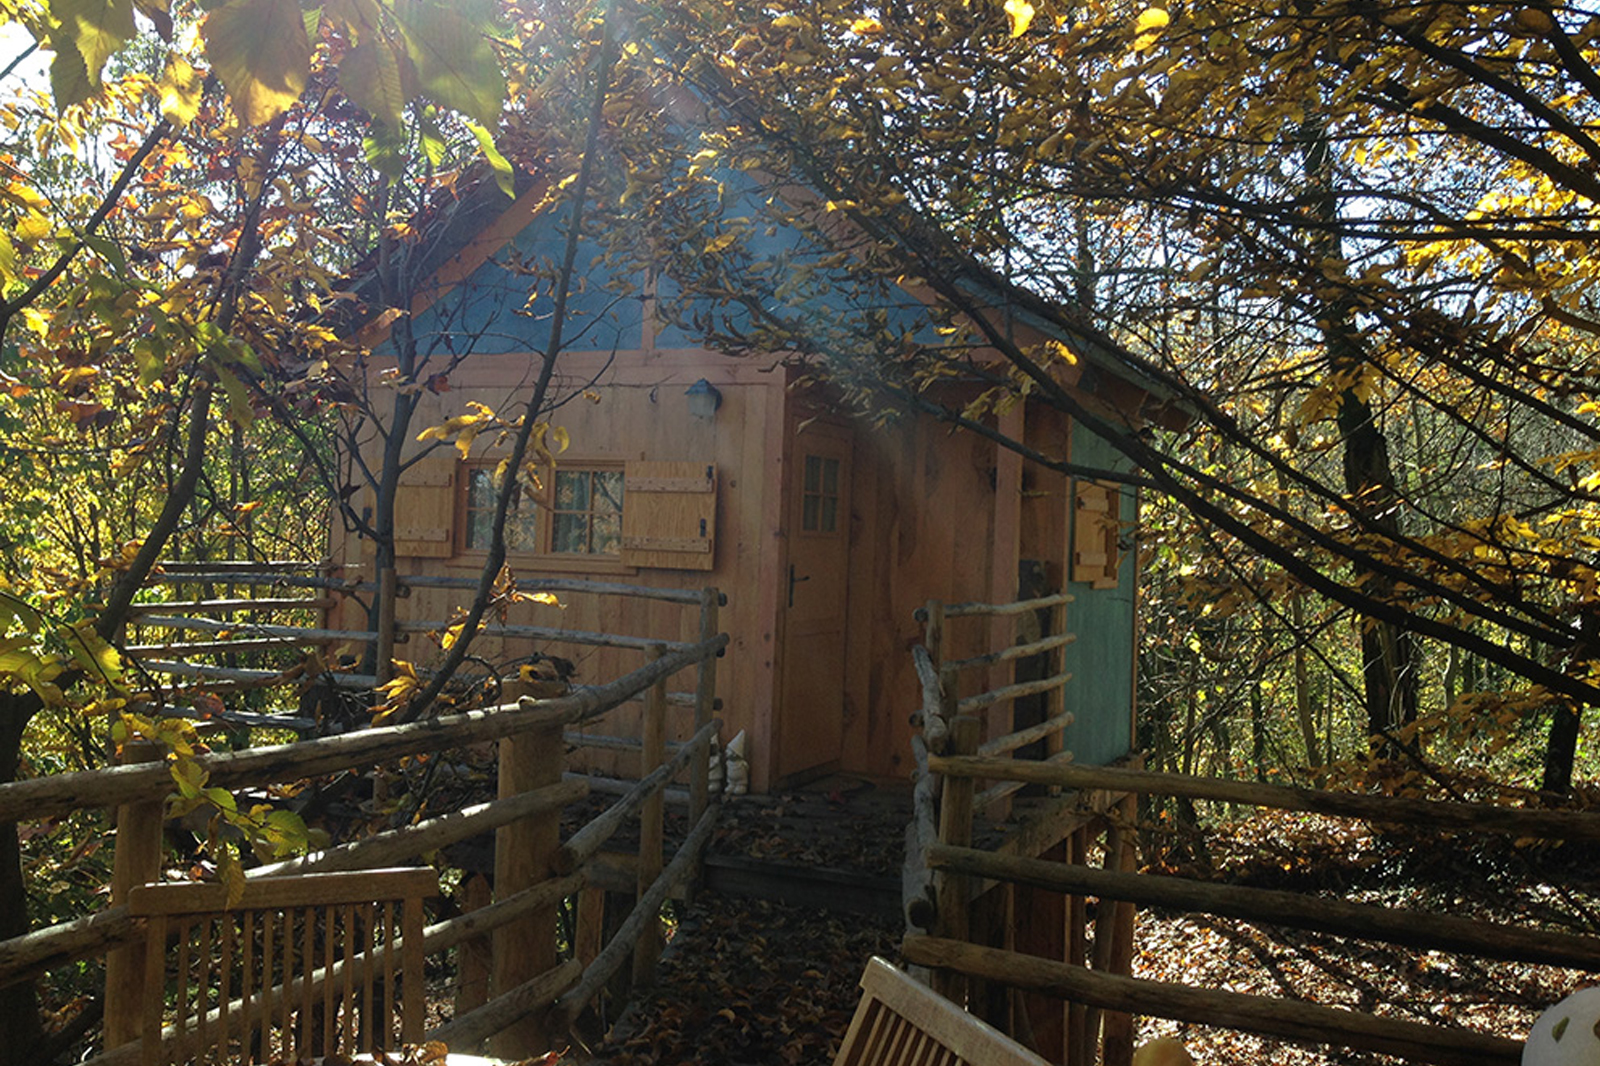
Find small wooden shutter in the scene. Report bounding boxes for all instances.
[621,461,717,570]
[394,458,457,558]
[1071,480,1122,589]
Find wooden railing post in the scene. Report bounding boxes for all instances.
[489,689,561,1057]
[1045,596,1068,796]
[375,567,397,686]
[103,740,164,1049]
[1065,825,1090,1066]
[690,590,720,825]
[1101,794,1139,1066]
[633,645,668,987]
[933,715,979,1004]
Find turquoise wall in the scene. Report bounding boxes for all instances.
[1058,427,1137,767]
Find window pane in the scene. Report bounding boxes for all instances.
[593,513,621,554]
[821,496,838,533]
[553,513,588,553]
[821,457,839,495]
[594,471,624,514]
[556,470,589,510]
[803,495,819,531]
[506,509,539,551]
[468,468,495,507]
[467,511,492,550]
[804,454,821,492]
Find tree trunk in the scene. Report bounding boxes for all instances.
[0,693,45,1065]
[1302,123,1418,751]
[1542,703,1581,795]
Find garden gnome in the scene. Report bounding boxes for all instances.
[1133,1036,1196,1066]
[1524,987,1600,1065]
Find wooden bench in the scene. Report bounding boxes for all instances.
[835,958,1049,1066]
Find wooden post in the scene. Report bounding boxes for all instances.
[924,599,948,678]
[1045,597,1068,796]
[1065,825,1089,1066]
[633,645,668,987]
[690,590,719,825]
[490,688,561,1057]
[453,874,492,1017]
[1102,795,1139,1066]
[375,567,397,686]
[933,715,980,1004]
[104,740,165,1050]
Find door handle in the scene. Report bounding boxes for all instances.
[788,564,810,607]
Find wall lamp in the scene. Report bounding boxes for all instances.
[686,378,722,419]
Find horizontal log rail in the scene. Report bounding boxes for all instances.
[927,843,1600,971]
[399,620,691,653]
[128,598,334,615]
[925,756,1600,841]
[0,906,139,992]
[956,670,1074,715]
[915,592,1074,621]
[130,615,374,643]
[0,633,727,823]
[132,660,379,689]
[393,574,722,606]
[126,638,330,658]
[945,631,1077,673]
[902,936,1521,1066]
[156,560,331,573]
[253,780,590,877]
[978,711,1076,758]
[145,572,351,590]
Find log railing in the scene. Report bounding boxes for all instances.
[905,591,1081,935]
[905,757,1600,1066]
[2,578,730,1062]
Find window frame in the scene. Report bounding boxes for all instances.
[456,457,630,567]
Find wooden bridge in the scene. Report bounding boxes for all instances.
[1,563,1592,1064]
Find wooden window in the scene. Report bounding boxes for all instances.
[459,461,625,557]
[551,468,625,554]
[801,454,841,533]
[1071,480,1124,589]
[462,466,541,551]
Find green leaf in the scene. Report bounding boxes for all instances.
[50,0,135,87]
[467,120,513,197]
[48,38,94,109]
[339,37,408,129]
[202,0,311,126]
[83,234,128,278]
[360,120,406,178]
[212,363,255,427]
[390,1,505,126]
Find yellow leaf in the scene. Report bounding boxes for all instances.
[1004,0,1035,37]
[851,17,883,34]
[1134,7,1169,50]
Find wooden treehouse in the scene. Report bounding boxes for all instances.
[6,158,1592,1066]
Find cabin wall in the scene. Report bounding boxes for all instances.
[330,346,790,792]
[840,408,1008,781]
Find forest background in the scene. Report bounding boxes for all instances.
[0,0,1598,1059]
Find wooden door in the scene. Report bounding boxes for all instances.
[776,420,853,782]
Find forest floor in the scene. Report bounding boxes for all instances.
[573,787,1595,1066]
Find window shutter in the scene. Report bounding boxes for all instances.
[1071,480,1122,589]
[393,458,457,558]
[621,461,717,570]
